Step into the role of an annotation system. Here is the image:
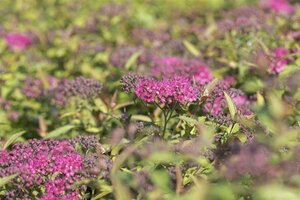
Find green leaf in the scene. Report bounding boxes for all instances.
[150,170,171,193]
[224,92,236,120]
[226,123,240,134]
[113,101,134,110]
[45,125,76,138]
[202,78,218,100]
[131,115,152,122]
[0,174,18,188]
[125,51,141,70]
[85,127,102,133]
[178,115,198,126]
[256,92,265,106]
[94,98,108,113]
[237,133,247,143]
[183,40,200,56]
[91,191,112,200]
[3,131,25,149]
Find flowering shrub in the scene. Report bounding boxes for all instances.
[1,0,300,199]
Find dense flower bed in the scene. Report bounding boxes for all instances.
[0,0,299,199]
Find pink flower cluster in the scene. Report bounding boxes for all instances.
[204,81,252,117]
[269,47,289,74]
[5,32,33,50]
[0,139,84,199]
[135,76,199,104]
[151,56,213,85]
[261,0,293,15]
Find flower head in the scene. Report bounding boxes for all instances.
[0,136,107,199]
[203,81,252,119]
[22,76,102,105]
[269,47,289,74]
[152,56,213,85]
[5,32,33,50]
[134,75,199,104]
[261,0,293,15]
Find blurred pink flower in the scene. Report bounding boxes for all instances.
[269,47,289,74]
[135,76,199,104]
[5,32,32,50]
[261,0,293,15]
[152,56,213,85]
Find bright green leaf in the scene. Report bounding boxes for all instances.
[3,131,25,149]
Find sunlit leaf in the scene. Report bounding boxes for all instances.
[224,92,236,120]
[183,40,200,56]
[3,131,25,149]
[0,174,18,188]
[125,51,142,70]
[45,125,76,138]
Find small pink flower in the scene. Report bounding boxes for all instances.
[5,32,33,50]
[261,0,293,15]
[269,47,289,74]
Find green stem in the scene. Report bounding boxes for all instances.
[162,110,168,138]
[162,106,175,139]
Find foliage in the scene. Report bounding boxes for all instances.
[0,0,300,199]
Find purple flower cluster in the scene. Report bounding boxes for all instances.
[203,80,252,118]
[5,32,33,50]
[0,136,109,199]
[22,76,102,105]
[269,47,289,74]
[22,76,59,98]
[120,73,143,93]
[0,139,83,199]
[134,76,199,104]
[151,56,213,85]
[58,76,103,100]
[131,28,170,44]
[224,143,272,179]
[217,17,262,33]
[0,98,20,121]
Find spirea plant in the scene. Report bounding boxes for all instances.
[0,0,300,199]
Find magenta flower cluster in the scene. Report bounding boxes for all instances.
[0,136,108,200]
[261,0,293,15]
[269,47,289,74]
[204,80,252,117]
[151,56,213,85]
[134,76,199,104]
[5,32,33,50]
[0,139,84,199]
